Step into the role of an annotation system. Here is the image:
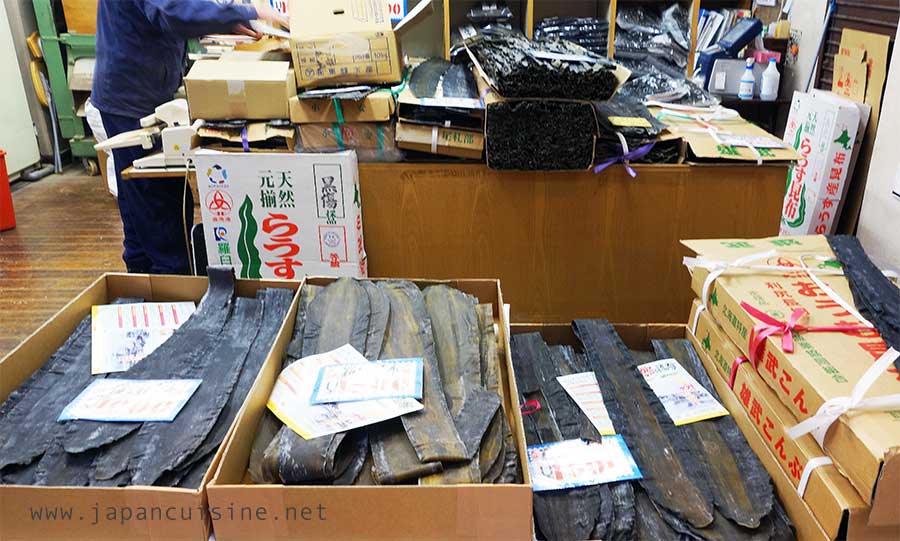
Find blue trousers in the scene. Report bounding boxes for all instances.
[99,110,193,274]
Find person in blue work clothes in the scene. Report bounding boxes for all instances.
[91,1,288,274]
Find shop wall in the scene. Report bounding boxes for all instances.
[857,24,900,270]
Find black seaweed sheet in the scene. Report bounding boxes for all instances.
[652,339,774,529]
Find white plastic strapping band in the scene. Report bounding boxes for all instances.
[431,127,439,154]
[691,304,706,336]
[683,250,779,308]
[786,348,900,446]
[797,456,832,498]
[798,254,873,328]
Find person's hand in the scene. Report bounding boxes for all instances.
[232,23,262,39]
[256,5,290,30]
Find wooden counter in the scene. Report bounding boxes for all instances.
[358,162,787,324]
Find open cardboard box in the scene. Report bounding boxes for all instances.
[208,277,533,541]
[509,322,851,541]
[0,273,302,541]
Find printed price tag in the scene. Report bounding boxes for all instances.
[310,358,424,404]
[267,345,423,439]
[638,358,729,426]
[608,116,652,129]
[556,372,616,436]
[527,437,642,492]
[58,379,202,422]
[91,302,196,375]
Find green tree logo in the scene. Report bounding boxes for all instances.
[237,196,262,279]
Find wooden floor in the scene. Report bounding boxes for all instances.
[0,172,125,356]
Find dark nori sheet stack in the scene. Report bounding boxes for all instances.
[0,268,294,489]
[486,100,597,171]
[594,96,679,165]
[469,29,620,101]
[510,324,793,541]
[535,17,609,57]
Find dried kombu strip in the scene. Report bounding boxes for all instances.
[469,30,620,100]
[597,482,636,541]
[633,487,683,541]
[91,430,139,482]
[479,411,504,481]
[419,459,481,485]
[551,345,602,443]
[1,459,41,486]
[652,339,773,529]
[176,450,216,489]
[283,284,321,364]
[694,510,773,541]
[34,439,94,487]
[369,419,443,485]
[332,431,369,486]
[378,281,467,462]
[361,281,390,361]
[497,420,521,484]
[425,285,482,416]
[476,304,501,394]
[573,320,714,529]
[770,499,795,541]
[127,297,264,485]
[301,278,370,358]
[485,100,596,171]
[62,268,236,454]
[534,486,603,541]
[187,288,294,469]
[829,235,900,363]
[453,387,501,459]
[248,411,282,484]
[353,445,376,486]
[266,428,366,485]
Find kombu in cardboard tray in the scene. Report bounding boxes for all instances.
[0,273,301,541]
[682,235,900,526]
[689,301,896,539]
[208,277,533,541]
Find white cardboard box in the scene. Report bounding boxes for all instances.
[780,91,861,235]
[194,150,366,279]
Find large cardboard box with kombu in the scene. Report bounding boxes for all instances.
[208,277,533,541]
[688,301,896,540]
[0,273,302,541]
[510,322,873,541]
[682,235,900,527]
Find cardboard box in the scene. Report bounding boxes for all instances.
[651,107,801,163]
[195,151,366,280]
[298,122,396,152]
[395,121,484,159]
[209,277,533,541]
[688,300,894,539]
[289,0,402,89]
[218,49,293,62]
[683,235,900,524]
[397,84,485,131]
[199,122,296,152]
[0,273,300,541]
[289,91,396,124]
[184,60,296,120]
[780,91,862,235]
[62,0,98,34]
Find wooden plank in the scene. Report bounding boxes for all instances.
[357,162,787,324]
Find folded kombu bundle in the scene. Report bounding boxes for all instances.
[486,100,597,170]
[594,96,678,166]
[535,17,609,57]
[511,323,792,541]
[0,267,294,489]
[248,278,517,487]
[468,28,620,101]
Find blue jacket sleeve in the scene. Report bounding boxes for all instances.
[142,0,258,39]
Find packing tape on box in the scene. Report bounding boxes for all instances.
[797,456,832,499]
[331,124,345,150]
[332,98,345,125]
[786,347,900,447]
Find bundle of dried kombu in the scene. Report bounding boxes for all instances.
[594,96,676,165]
[511,322,791,540]
[469,29,620,100]
[535,17,609,57]
[248,279,515,487]
[0,268,293,489]
[615,4,690,74]
[486,100,596,170]
[828,235,900,367]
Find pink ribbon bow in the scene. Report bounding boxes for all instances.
[741,301,869,366]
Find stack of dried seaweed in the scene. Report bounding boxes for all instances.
[535,17,609,57]
[469,29,619,101]
[248,278,519,486]
[0,268,294,489]
[511,323,793,541]
[594,96,680,165]
[615,4,691,76]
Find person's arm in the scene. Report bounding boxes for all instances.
[142,0,258,39]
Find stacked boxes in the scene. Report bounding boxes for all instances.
[682,235,900,538]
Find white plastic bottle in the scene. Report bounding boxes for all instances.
[738,58,756,100]
[760,58,781,101]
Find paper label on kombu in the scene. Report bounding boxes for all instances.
[557,372,616,436]
[58,379,202,422]
[310,358,424,404]
[91,302,196,374]
[638,358,729,426]
[527,437,642,492]
[267,344,423,439]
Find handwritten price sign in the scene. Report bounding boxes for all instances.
[527,437,642,492]
[58,379,202,423]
